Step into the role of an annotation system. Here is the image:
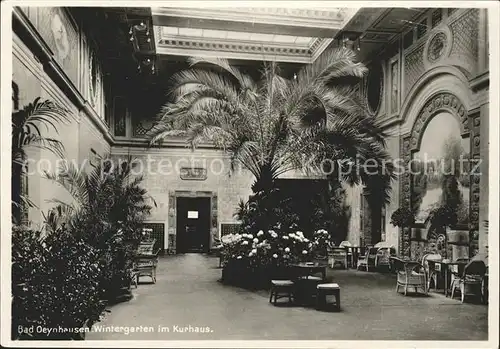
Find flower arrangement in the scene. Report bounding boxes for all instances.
[311,229,331,258]
[222,229,331,269]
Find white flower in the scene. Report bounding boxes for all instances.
[296,231,304,237]
[273,254,278,258]
[242,240,249,245]
[308,243,313,248]
[283,236,289,240]
[302,250,308,255]
[248,252,254,257]
[257,230,264,236]
[253,238,259,243]
[284,247,290,253]
[271,232,278,238]
[251,249,257,254]
[248,234,254,239]
[304,238,309,243]
[237,256,242,259]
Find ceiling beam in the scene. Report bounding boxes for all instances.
[152,15,340,38]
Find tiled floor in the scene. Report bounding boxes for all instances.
[86,254,488,341]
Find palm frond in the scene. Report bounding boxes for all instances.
[12,97,71,160]
[188,57,256,91]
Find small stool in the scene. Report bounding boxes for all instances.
[269,280,294,306]
[316,283,340,311]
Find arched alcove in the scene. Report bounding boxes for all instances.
[398,83,481,257]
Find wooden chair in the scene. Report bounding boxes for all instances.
[450,260,487,303]
[448,258,470,296]
[357,246,377,271]
[421,253,442,292]
[135,249,160,284]
[393,258,427,296]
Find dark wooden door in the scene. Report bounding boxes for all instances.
[176,197,211,253]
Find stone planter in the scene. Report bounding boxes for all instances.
[221,260,291,290]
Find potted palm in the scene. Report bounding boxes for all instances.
[147,48,394,235]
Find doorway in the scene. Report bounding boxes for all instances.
[176,197,211,253]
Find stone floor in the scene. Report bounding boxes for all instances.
[87,254,488,341]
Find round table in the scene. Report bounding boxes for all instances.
[290,262,327,280]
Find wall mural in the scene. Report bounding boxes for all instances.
[37,7,79,86]
[411,112,470,225]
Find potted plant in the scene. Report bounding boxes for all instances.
[390,207,415,261]
[425,205,457,260]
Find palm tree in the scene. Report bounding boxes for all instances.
[43,156,155,246]
[11,97,71,223]
[148,47,394,228]
[44,156,156,300]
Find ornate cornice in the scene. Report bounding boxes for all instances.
[156,32,334,63]
[151,7,355,29]
[152,7,358,63]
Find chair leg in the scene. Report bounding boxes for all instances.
[461,284,465,303]
[396,283,400,292]
[269,289,274,303]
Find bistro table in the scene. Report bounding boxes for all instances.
[435,260,469,297]
[289,262,327,306]
[347,246,366,269]
[290,262,327,280]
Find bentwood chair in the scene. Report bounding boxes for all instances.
[357,247,378,271]
[421,253,442,292]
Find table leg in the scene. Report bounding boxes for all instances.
[444,267,448,296]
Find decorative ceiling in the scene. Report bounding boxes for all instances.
[151,7,360,63]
